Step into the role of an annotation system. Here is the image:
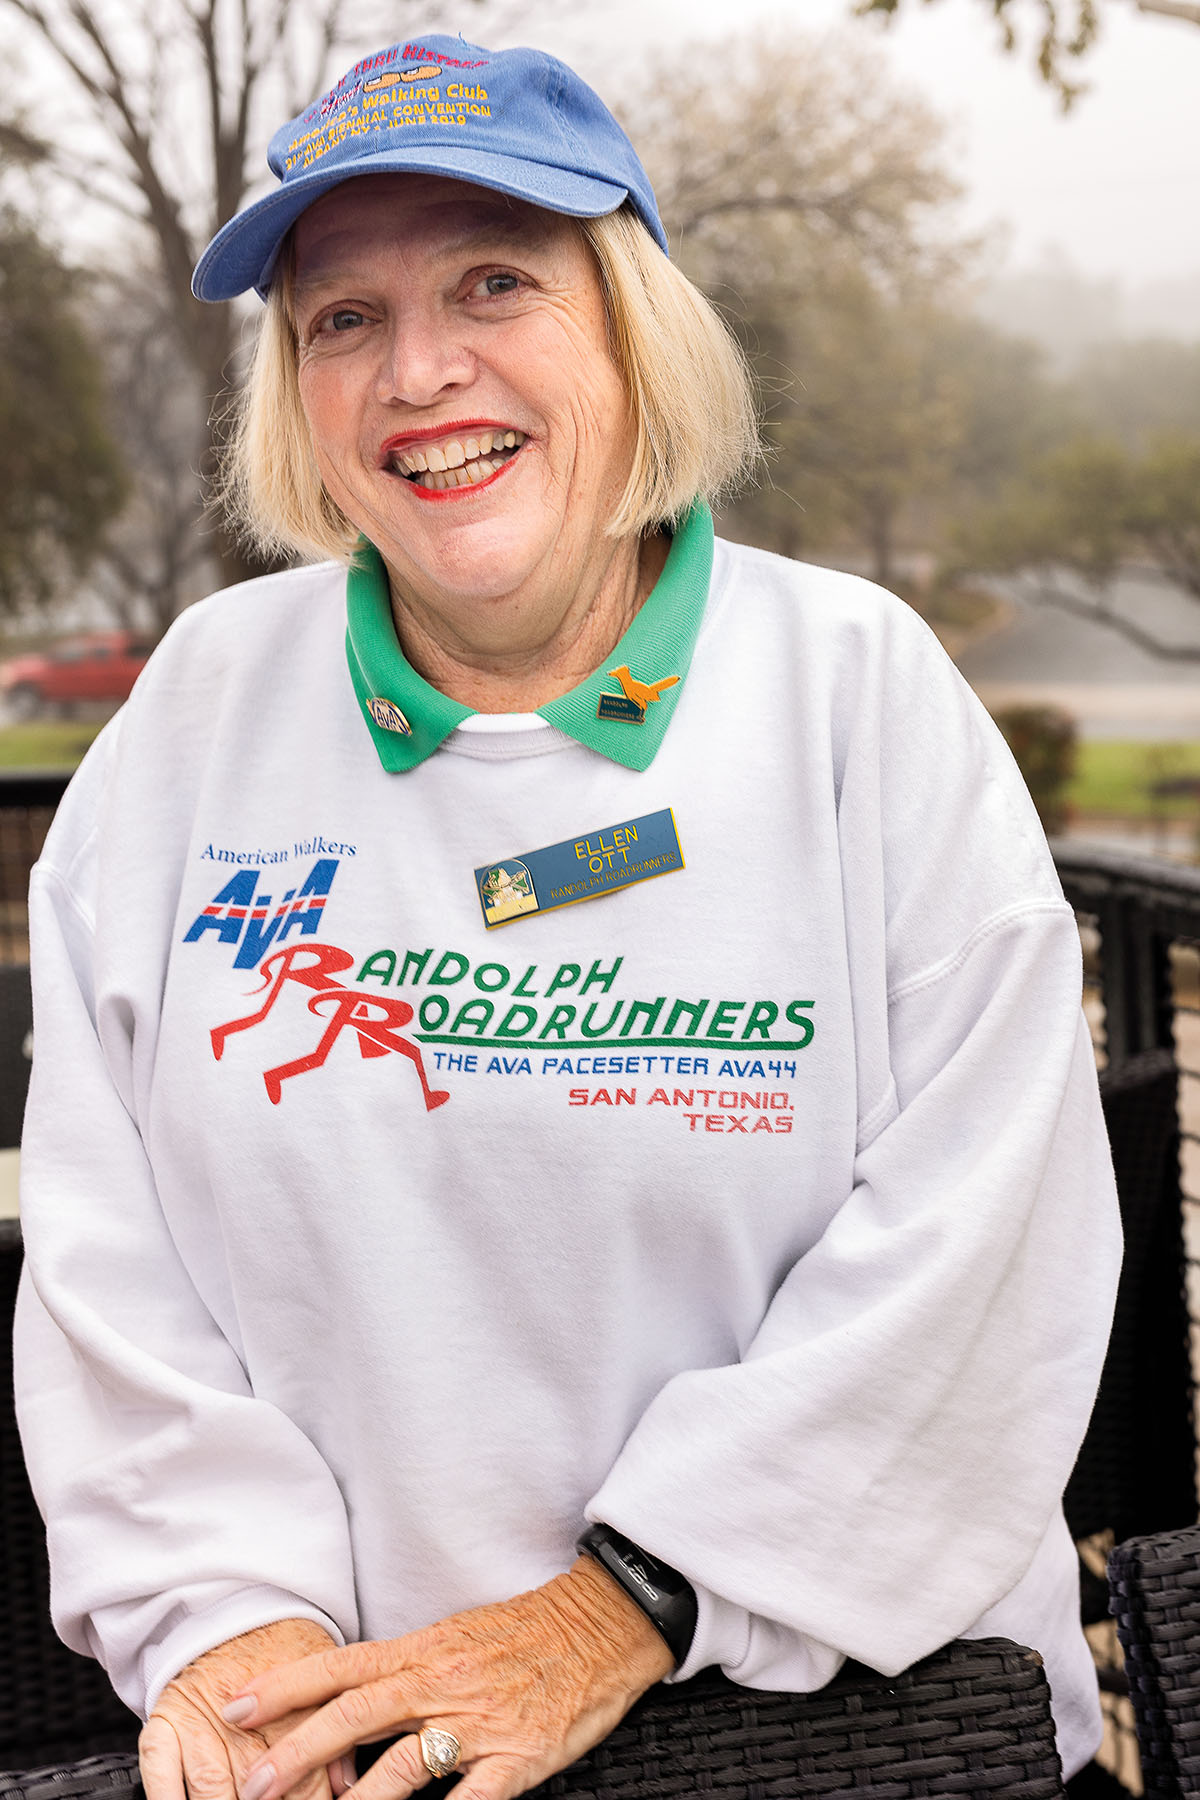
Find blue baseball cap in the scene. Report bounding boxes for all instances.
[192,33,667,302]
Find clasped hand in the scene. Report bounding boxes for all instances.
[141,1559,673,1800]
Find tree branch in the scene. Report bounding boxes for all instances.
[1023,576,1200,660]
[54,0,198,292]
[4,0,110,107]
[1135,0,1200,23]
[0,117,48,163]
[675,181,906,239]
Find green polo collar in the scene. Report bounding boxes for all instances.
[344,501,714,773]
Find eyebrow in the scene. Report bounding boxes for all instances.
[291,206,557,298]
[448,215,555,255]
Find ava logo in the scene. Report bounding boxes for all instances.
[366,696,412,735]
[211,942,449,1112]
[183,859,338,970]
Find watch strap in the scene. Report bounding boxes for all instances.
[575,1522,698,1666]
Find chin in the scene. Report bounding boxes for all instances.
[391,506,560,603]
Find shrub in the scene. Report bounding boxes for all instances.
[993,705,1077,837]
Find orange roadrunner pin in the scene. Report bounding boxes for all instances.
[597,665,680,725]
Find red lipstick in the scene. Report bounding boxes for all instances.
[378,419,522,459]
[381,418,527,503]
[405,455,521,503]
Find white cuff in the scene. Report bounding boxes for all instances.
[140,1585,345,1717]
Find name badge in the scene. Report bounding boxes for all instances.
[475,808,684,928]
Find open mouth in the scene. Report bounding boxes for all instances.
[386,429,527,493]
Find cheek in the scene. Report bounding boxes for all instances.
[297,360,361,458]
[567,358,634,488]
[525,339,631,472]
[566,302,633,453]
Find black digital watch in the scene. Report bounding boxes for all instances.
[575,1522,698,1667]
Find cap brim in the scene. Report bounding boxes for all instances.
[193,148,635,302]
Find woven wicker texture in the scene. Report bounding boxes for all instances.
[1,1644,1064,1799]
[1109,1522,1200,1798]
[1066,1051,1196,1547]
[0,1638,1067,1800]
[0,1756,139,1799]
[327,1638,1062,1799]
[0,1223,140,1766]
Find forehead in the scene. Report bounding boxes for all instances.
[291,173,575,283]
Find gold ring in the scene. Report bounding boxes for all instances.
[418,1727,462,1779]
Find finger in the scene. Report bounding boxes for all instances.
[338,1734,431,1800]
[177,1729,242,1800]
[139,1717,187,1800]
[241,1684,423,1798]
[230,1643,405,1727]
[328,1758,357,1797]
[274,1762,335,1800]
[451,1758,534,1800]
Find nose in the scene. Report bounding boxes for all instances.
[376,309,475,407]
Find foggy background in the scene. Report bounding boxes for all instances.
[2,0,1198,849]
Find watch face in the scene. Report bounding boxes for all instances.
[623,1553,663,1604]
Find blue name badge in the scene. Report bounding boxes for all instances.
[475,808,684,928]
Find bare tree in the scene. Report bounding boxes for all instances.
[856,0,1200,107]
[622,34,993,581]
[954,435,1200,660]
[625,35,962,290]
[0,0,502,594]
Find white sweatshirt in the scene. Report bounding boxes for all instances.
[15,516,1120,1777]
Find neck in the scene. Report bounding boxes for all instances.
[385,531,671,714]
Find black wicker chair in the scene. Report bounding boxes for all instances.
[1108,1523,1200,1797]
[0,1222,140,1769]
[1066,1050,1197,1560]
[0,1640,1069,1798]
[1062,1046,1197,1669]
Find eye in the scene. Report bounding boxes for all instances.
[301,304,370,345]
[469,271,522,300]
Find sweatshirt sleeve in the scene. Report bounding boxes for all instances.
[586,589,1121,1692]
[587,902,1117,1685]
[15,737,360,1719]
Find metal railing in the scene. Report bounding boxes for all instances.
[0,775,68,968]
[0,776,68,1148]
[1054,841,1200,1344]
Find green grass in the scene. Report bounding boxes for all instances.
[0,723,1196,815]
[1069,740,1200,818]
[0,720,105,769]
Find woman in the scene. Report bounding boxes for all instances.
[16,31,1120,1800]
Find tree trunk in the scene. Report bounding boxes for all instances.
[868,501,895,590]
[182,294,282,589]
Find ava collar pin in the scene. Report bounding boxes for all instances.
[367,696,412,735]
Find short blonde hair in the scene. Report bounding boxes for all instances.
[223,203,760,564]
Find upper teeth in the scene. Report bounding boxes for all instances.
[392,429,524,475]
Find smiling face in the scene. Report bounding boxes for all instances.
[290,174,640,675]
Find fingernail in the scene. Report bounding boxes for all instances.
[222,1695,257,1726]
[241,1763,275,1800]
[328,1757,355,1796]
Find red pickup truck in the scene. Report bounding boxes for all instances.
[0,632,153,720]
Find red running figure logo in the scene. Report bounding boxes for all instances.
[211,942,450,1111]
